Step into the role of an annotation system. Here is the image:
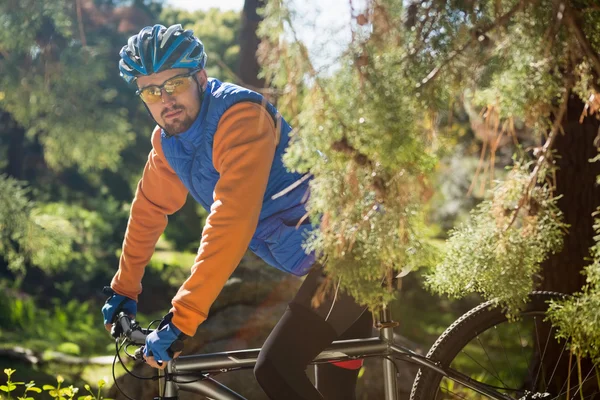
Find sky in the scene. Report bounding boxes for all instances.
[166,0,244,11]
[164,0,368,71]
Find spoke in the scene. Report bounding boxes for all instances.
[439,382,470,400]
[551,358,587,400]
[495,324,518,388]
[476,334,509,388]
[571,362,599,400]
[515,321,533,385]
[461,348,507,388]
[533,317,552,392]
[547,336,569,390]
[581,387,599,400]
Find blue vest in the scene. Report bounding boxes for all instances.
[160,79,315,276]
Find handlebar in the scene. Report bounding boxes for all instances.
[113,312,152,345]
[112,313,184,362]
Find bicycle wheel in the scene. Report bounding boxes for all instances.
[410,291,599,400]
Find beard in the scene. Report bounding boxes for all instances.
[161,105,195,134]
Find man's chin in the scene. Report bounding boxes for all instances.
[164,118,193,135]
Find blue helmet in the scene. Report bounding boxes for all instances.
[119,24,207,84]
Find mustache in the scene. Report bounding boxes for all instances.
[162,105,184,118]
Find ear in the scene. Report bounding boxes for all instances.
[195,69,208,89]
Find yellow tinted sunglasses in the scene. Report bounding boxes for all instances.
[136,70,198,104]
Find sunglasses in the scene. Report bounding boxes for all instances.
[136,70,199,104]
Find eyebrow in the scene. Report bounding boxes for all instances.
[137,72,191,91]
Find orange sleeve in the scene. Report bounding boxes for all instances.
[111,127,188,301]
[170,102,277,336]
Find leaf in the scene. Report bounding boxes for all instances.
[3,369,15,378]
[0,386,9,392]
[43,385,56,390]
[25,387,41,393]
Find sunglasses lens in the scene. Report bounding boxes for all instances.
[164,77,192,96]
[139,87,162,104]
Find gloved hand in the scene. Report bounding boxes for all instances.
[143,312,187,369]
[101,286,137,331]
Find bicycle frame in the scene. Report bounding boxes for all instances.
[152,307,513,400]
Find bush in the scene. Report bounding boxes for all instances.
[0,368,111,400]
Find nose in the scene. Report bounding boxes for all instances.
[160,88,176,104]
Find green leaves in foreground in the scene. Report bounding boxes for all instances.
[0,369,111,400]
[547,209,600,363]
[426,162,567,316]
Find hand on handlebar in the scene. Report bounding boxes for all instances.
[143,312,187,369]
[101,286,137,333]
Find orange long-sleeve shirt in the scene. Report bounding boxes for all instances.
[111,102,277,336]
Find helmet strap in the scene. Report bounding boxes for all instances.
[192,73,205,109]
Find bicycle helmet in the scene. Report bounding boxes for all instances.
[119,24,207,84]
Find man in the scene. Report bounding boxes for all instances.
[101,24,371,399]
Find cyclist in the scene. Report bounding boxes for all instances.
[101,24,372,400]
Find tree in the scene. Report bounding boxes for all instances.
[258,0,600,369]
[0,0,164,295]
[239,0,267,89]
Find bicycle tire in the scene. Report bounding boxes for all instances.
[409,291,598,400]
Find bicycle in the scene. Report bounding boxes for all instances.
[110,291,599,400]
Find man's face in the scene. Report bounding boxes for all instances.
[137,68,208,134]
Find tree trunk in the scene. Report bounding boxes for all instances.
[238,0,266,90]
[538,94,600,396]
[1,111,26,180]
[540,94,600,293]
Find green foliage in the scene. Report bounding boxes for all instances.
[160,7,241,82]
[426,162,567,316]
[0,1,134,172]
[548,208,600,362]
[0,369,110,400]
[259,0,600,324]
[260,0,440,311]
[0,176,76,274]
[0,288,107,355]
[0,175,119,277]
[0,368,40,400]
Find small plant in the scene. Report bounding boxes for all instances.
[42,375,79,400]
[0,369,112,400]
[0,368,41,400]
[77,380,110,400]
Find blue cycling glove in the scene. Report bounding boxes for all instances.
[101,286,137,325]
[144,312,187,364]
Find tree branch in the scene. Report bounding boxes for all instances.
[75,0,87,46]
[503,83,572,232]
[563,3,600,80]
[419,0,531,86]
